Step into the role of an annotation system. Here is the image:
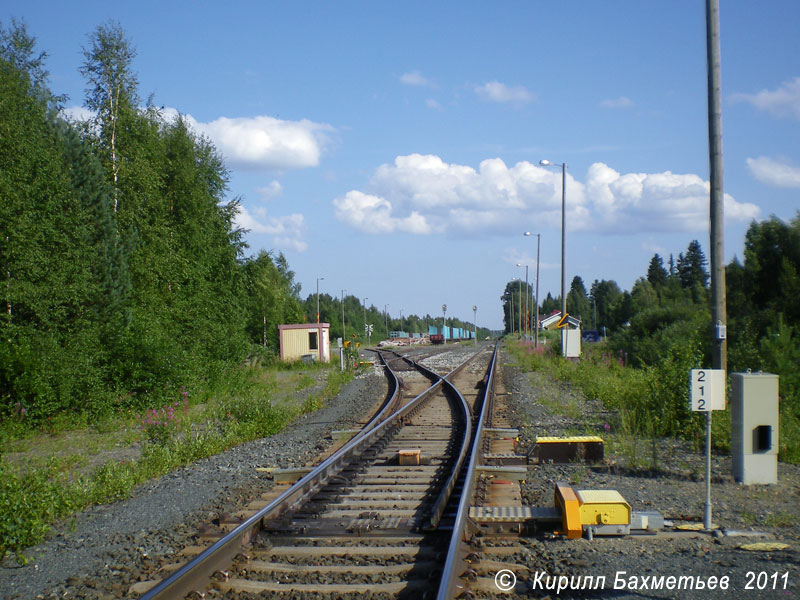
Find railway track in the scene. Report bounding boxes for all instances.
[138,343,500,599]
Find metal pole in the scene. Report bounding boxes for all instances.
[316,277,324,323]
[524,265,529,341]
[510,285,514,335]
[341,290,346,341]
[363,297,368,341]
[473,305,477,343]
[707,0,727,374]
[384,304,388,338]
[517,279,522,336]
[535,233,541,348]
[705,411,712,530]
[560,162,567,357]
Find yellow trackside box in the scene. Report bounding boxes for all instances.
[576,490,631,526]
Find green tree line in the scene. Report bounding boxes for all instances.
[0,21,307,424]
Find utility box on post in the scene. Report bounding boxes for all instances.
[731,372,779,485]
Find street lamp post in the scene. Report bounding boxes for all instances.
[384,304,388,338]
[517,263,529,340]
[341,289,346,341]
[540,159,567,356]
[524,232,541,347]
[510,279,516,335]
[472,305,477,343]
[442,304,447,344]
[363,297,368,344]
[316,277,325,323]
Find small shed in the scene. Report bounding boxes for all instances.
[278,323,331,363]
[540,312,582,358]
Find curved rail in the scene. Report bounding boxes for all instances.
[436,342,500,600]
[139,347,466,599]
[426,356,478,528]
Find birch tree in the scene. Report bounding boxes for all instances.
[80,21,138,212]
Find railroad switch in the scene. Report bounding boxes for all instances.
[551,481,663,538]
[470,481,663,540]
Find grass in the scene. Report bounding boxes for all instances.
[506,336,800,472]
[0,360,356,564]
[506,338,691,470]
[764,511,800,528]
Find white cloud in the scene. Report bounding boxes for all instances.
[333,190,431,234]
[426,98,442,110]
[185,114,333,171]
[585,162,760,230]
[62,105,334,172]
[256,180,283,200]
[400,70,431,87]
[746,156,800,188]
[333,154,760,237]
[731,77,800,120]
[600,96,634,109]
[474,81,535,105]
[234,204,308,252]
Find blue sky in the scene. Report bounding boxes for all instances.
[5,1,799,330]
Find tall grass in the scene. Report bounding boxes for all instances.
[507,339,731,466]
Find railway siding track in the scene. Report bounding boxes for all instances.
[138,344,497,599]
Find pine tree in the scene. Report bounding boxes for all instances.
[676,240,709,303]
[566,276,591,322]
[646,254,668,291]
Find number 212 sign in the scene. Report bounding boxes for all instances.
[690,369,726,412]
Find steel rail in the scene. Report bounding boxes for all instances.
[426,361,476,529]
[139,347,473,599]
[435,342,500,600]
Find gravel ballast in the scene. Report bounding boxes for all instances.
[0,367,388,600]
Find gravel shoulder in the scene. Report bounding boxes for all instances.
[501,356,800,600]
[0,367,389,600]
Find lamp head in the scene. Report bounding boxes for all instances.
[539,159,551,166]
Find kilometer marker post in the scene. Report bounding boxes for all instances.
[690,368,726,531]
